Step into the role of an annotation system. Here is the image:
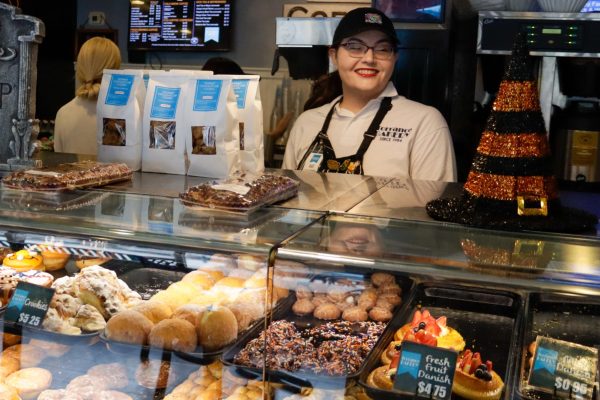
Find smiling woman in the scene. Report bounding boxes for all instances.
[282,7,457,181]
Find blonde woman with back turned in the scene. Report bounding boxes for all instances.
[54,37,121,155]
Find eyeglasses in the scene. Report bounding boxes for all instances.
[338,41,396,60]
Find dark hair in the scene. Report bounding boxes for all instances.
[201,57,245,75]
[303,71,343,111]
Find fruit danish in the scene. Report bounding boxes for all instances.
[381,309,465,364]
[368,309,466,390]
[453,349,505,400]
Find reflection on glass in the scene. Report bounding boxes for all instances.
[460,236,551,275]
[101,195,126,217]
[325,220,385,257]
[148,198,173,223]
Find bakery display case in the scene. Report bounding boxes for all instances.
[266,213,600,399]
[0,182,597,399]
[0,187,326,399]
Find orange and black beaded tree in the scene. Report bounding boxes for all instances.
[426,32,597,232]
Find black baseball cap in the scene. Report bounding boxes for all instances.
[332,7,399,47]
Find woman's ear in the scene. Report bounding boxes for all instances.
[328,47,338,68]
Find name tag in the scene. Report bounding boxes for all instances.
[302,152,323,172]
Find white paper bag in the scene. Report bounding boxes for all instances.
[97,69,146,170]
[230,75,264,174]
[142,71,191,174]
[184,76,241,178]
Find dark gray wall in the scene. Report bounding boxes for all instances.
[77,0,301,68]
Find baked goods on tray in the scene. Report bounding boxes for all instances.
[453,349,505,400]
[234,319,386,376]
[179,173,299,212]
[366,308,507,400]
[2,161,132,191]
[40,265,142,335]
[392,309,466,352]
[37,362,129,399]
[292,272,402,323]
[165,360,272,400]
[2,250,43,272]
[103,254,293,355]
[0,266,54,307]
[367,309,466,391]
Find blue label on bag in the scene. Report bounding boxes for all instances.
[150,86,181,119]
[232,79,249,109]
[105,74,135,106]
[193,80,222,112]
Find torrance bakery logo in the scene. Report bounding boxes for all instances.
[377,126,412,142]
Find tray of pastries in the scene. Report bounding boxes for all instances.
[100,252,301,364]
[2,161,132,192]
[4,336,197,400]
[164,360,272,400]
[179,173,299,213]
[2,265,143,344]
[223,269,413,388]
[518,293,600,400]
[360,283,524,400]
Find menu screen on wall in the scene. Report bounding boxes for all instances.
[128,0,232,51]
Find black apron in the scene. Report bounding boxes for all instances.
[297,97,392,175]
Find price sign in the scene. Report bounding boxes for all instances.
[393,341,457,400]
[528,336,598,400]
[4,282,54,328]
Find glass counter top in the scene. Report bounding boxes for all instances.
[0,188,325,255]
[100,170,389,212]
[276,213,600,296]
[347,178,462,222]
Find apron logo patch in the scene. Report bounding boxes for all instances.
[377,126,412,142]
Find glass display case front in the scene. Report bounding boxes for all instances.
[257,213,600,400]
[0,187,325,399]
[0,185,597,400]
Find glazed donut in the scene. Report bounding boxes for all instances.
[105,310,154,345]
[370,272,395,287]
[292,299,315,316]
[75,256,111,270]
[133,300,173,324]
[342,306,368,322]
[2,250,43,272]
[368,307,393,322]
[148,318,197,352]
[41,250,70,271]
[313,303,341,320]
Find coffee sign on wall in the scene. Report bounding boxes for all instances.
[283,1,370,17]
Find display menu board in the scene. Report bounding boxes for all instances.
[128,0,232,51]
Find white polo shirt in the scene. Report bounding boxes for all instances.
[282,82,457,182]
